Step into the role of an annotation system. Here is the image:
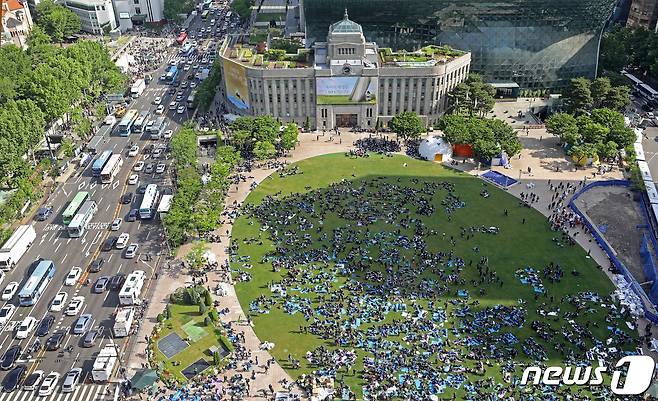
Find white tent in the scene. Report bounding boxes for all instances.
[419,136,452,162]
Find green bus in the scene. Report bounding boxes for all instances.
[62,191,89,225]
[201,10,210,19]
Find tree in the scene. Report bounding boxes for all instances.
[253,141,276,160]
[439,114,471,144]
[601,85,631,111]
[213,350,221,365]
[608,124,636,149]
[546,113,580,146]
[597,141,619,159]
[36,0,81,45]
[563,78,593,115]
[280,123,298,151]
[164,0,195,21]
[199,301,206,315]
[578,119,609,144]
[389,111,424,139]
[590,77,612,108]
[186,241,209,270]
[204,289,213,307]
[170,127,198,169]
[473,138,500,162]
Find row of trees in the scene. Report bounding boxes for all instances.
[438,115,522,161]
[163,0,196,22]
[561,77,630,115]
[545,108,635,160]
[35,0,81,45]
[600,26,658,82]
[229,116,298,159]
[196,60,222,112]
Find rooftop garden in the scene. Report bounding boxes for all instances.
[379,45,465,64]
[227,43,312,69]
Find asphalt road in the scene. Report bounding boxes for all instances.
[0,5,229,400]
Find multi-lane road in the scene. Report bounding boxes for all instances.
[0,7,227,400]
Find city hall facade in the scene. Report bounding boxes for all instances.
[219,12,471,130]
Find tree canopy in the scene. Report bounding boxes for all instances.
[448,74,496,117]
[35,0,81,45]
[561,77,630,115]
[389,111,424,139]
[229,116,297,157]
[600,25,658,81]
[438,115,521,161]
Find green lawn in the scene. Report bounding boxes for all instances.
[231,153,635,399]
[152,304,230,383]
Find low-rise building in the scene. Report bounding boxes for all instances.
[64,0,117,35]
[1,0,33,48]
[218,10,470,130]
[111,0,164,32]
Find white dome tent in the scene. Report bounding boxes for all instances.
[419,136,452,162]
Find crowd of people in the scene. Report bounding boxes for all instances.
[229,174,640,400]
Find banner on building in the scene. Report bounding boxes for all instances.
[224,59,250,111]
[316,76,377,105]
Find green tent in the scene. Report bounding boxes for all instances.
[130,369,159,391]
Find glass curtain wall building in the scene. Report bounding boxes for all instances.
[303,0,618,89]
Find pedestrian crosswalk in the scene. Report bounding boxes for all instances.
[0,384,109,401]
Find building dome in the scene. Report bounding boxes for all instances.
[329,9,362,34]
[419,136,452,162]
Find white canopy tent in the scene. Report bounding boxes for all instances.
[418,136,452,162]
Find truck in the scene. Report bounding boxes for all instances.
[0,225,36,270]
[112,307,135,337]
[91,344,118,382]
[130,79,146,98]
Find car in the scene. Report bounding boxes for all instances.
[168,87,176,95]
[82,326,103,347]
[156,163,167,174]
[159,74,166,81]
[35,206,53,221]
[73,314,92,335]
[210,18,215,24]
[183,64,190,71]
[64,266,82,286]
[62,368,82,393]
[45,331,65,351]
[169,101,177,110]
[144,163,154,174]
[121,192,134,204]
[128,174,139,185]
[134,161,144,171]
[0,346,21,370]
[138,184,149,195]
[89,258,104,273]
[104,115,117,126]
[64,296,84,316]
[2,365,26,393]
[116,233,130,249]
[93,277,109,294]
[36,315,55,337]
[177,105,186,114]
[153,96,162,105]
[156,104,165,115]
[1,281,18,301]
[125,243,139,259]
[127,209,138,222]
[0,304,16,328]
[181,81,188,89]
[101,236,117,251]
[163,130,173,139]
[193,64,199,69]
[15,316,37,339]
[175,94,183,102]
[38,372,60,396]
[22,370,44,391]
[49,292,67,312]
[109,274,126,291]
[153,148,164,159]
[128,145,139,157]
[111,218,122,231]
[190,82,197,88]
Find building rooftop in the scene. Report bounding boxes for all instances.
[223,44,313,69]
[378,45,466,67]
[329,9,362,34]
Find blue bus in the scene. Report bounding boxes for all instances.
[91,150,113,177]
[165,66,179,84]
[18,260,56,306]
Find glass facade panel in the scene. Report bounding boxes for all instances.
[303,0,617,89]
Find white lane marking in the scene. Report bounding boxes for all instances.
[89,182,97,190]
[107,254,113,263]
[62,253,68,263]
[62,188,69,197]
[91,189,97,198]
[18,390,31,401]
[112,143,117,150]
[55,243,62,253]
[0,391,9,401]
[47,389,59,401]
[49,232,57,242]
[78,182,86,191]
[88,386,102,401]
[53,391,65,401]
[105,204,111,212]
[67,239,72,245]
[116,263,123,273]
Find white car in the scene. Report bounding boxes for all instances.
[124,243,139,259]
[156,163,166,174]
[64,267,82,286]
[38,372,61,397]
[156,104,165,115]
[190,82,197,88]
[23,370,44,391]
[111,218,122,231]
[0,304,16,327]
[128,145,139,157]
[1,281,18,301]
[49,292,68,312]
[153,96,162,105]
[169,101,177,110]
[183,64,190,71]
[163,130,173,139]
[116,233,129,249]
[177,105,185,114]
[65,296,84,316]
[134,161,144,171]
[15,316,37,339]
[128,174,139,185]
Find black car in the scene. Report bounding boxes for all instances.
[126,209,138,222]
[93,276,109,294]
[0,346,21,370]
[82,327,104,347]
[121,192,134,204]
[101,237,117,252]
[89,258,105,273]
[35,206,52,221]
[36,315,55,337]
[2,365,26,392]
[137,184,148,194]
[109,273,126,291]
[161,187,174,195]
[45,331,65,351]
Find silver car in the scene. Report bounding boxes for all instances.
[73,314,92,335]
[61,368,81,393]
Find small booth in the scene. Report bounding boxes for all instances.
[418,136,452,162]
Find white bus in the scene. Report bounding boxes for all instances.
[100,154,123,184]
[67,200,98,238]
[139,184,159,219]
[639,83,658,101]
[118,270,146,305]
[133,112,149,133]
[148,117,167,140]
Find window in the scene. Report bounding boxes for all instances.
[135,7,140,13]
[133,0,138,4]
